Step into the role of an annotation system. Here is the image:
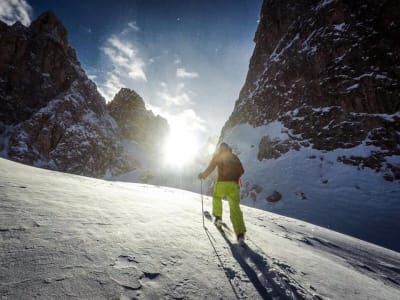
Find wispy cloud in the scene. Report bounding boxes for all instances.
[109,36,146,81]
[173,109,206,132]
[149,81,205,138]
[127,21,140,32]
[173,56,181,65]
[176,68,199,79]
[122,21,140,35]
[159,92,192,106]
[98,35,147,101]
[147,104,206,134]
[98,73,124,101]
[88,74,97,81]
[157,82,193,106]
[83,26,92,34]
[0,0,32,26]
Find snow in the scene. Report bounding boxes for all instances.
[0,158,399,299]
[316,0,335,10]
[386,155,400,166]
[271,33,300,62]
[350,111,400,122]
[300,30,319,55]
[334,52,347,63]
[222,123,400,252]
[82,110,100,125]
[334,23,346,32]
[346,83,359,91]
[311,106,339,113]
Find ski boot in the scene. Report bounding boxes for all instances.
[214,216,222,229]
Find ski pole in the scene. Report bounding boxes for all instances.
[201,180,205,228]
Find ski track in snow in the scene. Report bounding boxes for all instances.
[0,158,399,299]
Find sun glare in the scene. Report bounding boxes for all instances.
[163,128,199,167]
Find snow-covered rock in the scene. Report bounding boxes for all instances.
[222,0,400,180]
[1,158,399,299]
[108,88,169,156]
[218,0,400,251]
[0,12,161,177]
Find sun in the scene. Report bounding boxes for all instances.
[163,128,199,168]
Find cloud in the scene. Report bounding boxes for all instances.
[147,81,205,134]
[172,109,206,133]
[147,104,206,134]
[88,74,97,81]
[97,35,147,101]
[176,68,199,79]
[83,27,92,34]
[98,73,124,101]
[105,36,146,81]
[157,82,193,107]
[173,57,181,65]
[159,91,192,106]
[127,21,140,32]
[0,0,32,26]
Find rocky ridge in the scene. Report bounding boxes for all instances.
[221,0,400,181]
[0,11,168,177]
[108,88,169,155]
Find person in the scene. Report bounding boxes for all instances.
[198,142,246,244]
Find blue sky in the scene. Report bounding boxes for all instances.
[1,0,262,145]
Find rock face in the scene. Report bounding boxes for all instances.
[108,88,169,155]
[221,0,400,180]
[0,12,77,124]
[0,12,132,176]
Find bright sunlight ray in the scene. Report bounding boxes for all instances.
[163,127,199,168]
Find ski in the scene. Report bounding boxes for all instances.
[203,210,247,247]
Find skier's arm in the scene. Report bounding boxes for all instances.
[199,155,218,179]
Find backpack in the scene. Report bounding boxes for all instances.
[220,152,243,180]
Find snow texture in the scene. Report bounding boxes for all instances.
[0,158,399,299]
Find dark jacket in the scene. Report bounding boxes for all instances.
[201,149,244,183]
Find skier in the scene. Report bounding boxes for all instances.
[198,142,246,245]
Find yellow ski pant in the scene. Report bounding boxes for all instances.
[212,181,246,236]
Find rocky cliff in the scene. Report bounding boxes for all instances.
[0,11,168,177]
[108,88,169,155]
[221,0,400,181]
[218,0,400,243]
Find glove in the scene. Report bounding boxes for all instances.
[198,172,204,180]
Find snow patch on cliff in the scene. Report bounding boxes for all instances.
[222,122,400,251]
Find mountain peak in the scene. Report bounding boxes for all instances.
[108,88,169,150]
[112,88,146,110]
[30,11,68,46]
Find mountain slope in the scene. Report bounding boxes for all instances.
[0,12,168,178]
[1,158,399,299]
[0,11,128,176]
[218,0,400,251]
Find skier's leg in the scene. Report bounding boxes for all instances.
[212,182,223,218]
[227,183,246,236]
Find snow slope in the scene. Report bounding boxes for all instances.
[222,122,400,252]
[0,158,399,299]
